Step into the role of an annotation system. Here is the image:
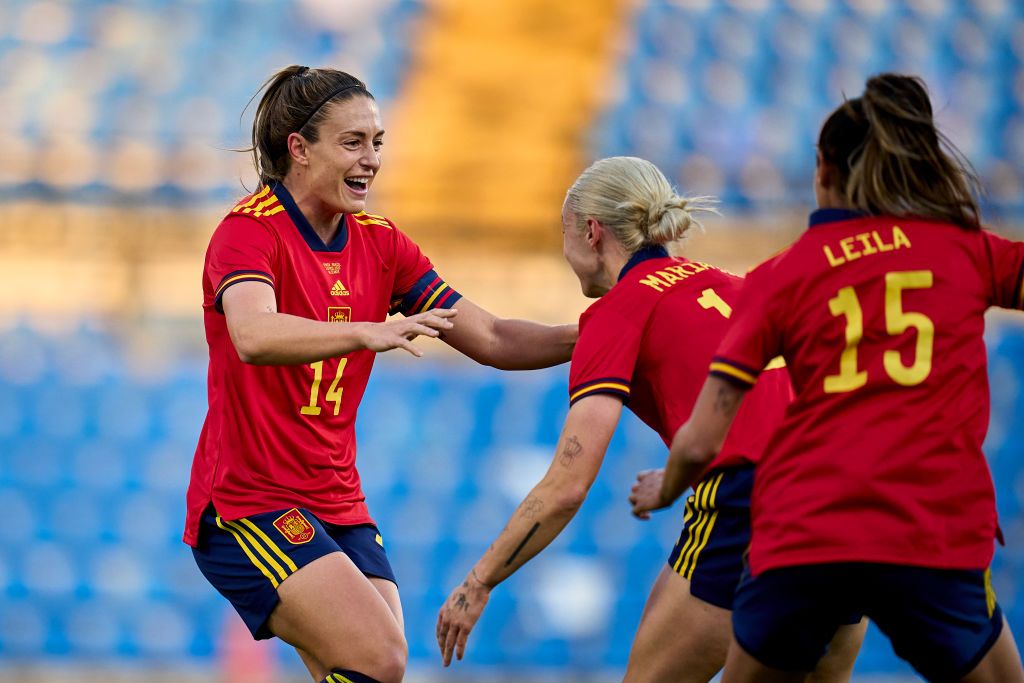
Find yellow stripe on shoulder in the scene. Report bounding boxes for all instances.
[352,212,392,228]
[764,356,786,370]
[709,362,757,385]
[232,186,271,213]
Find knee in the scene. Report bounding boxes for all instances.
[331,633,405,683]
[370,635,407,683]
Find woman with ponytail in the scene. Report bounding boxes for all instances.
[436,156,865,680]
[183,65,577,683]
[632,74,1024,682]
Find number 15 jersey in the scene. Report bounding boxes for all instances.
[184,183,461,547]
[713,209,1024,574]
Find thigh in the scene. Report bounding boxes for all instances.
[192,505,348,639]
[961,616,1024,683]
[268,551,405,677]
[809,619,867,683]
[370,575,404,631]
[867,566,1008,682]
[722,633,811,683]
[625,566,731,683]
[732,565,853,674]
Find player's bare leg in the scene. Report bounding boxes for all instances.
[961,617,1024,683]
[807,619,867,683]
[721,635,809,683]
[267,551,407,683]
[624,567,730,682]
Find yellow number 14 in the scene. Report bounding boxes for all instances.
[300,359,348,416]
[824,270,934,393]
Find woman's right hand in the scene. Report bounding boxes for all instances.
[361,308,458,356]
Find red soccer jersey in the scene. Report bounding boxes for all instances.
[183,183,461,546]
[568,247,793,472]
[712,209,1024,574]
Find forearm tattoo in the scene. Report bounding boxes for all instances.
[559,435,582,467]
[519,494,544,520]
[504,522,540,566]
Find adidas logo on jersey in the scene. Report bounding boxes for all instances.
[330,280,350,296]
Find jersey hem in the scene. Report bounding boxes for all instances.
[749,547,996,576]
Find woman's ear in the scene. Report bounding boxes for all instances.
[287,132,310,168]
[585,217,603,249]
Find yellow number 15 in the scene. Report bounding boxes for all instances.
[825,270,934,393]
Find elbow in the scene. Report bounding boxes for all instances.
[234,344,269,365]
[680,443,718,469]
[230,325,270,365]
[553,484,589,516]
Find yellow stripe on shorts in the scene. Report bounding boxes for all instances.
[675,472,726,579]
[672,478,710,573]
[984,568,996,618]
[239,518,299,573]
[222,518,289,582]
[216,516,280,589]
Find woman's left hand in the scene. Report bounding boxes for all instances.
[629,468,668,519]
[436,571,491,666]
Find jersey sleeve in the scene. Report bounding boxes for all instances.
[205,214,279,313]
[388,226,463,315]
[980,229,1024,310]
[568,307,641,406]
[710,262,785,389]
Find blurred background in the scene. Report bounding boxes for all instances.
[0,0,1022,681]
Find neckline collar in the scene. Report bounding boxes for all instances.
[272,182,349,252]
[618,244,670,281]
[808,208,868,228]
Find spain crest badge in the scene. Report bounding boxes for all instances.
[273,508,316,544]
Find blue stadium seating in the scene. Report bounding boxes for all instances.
[1,319,1023,677]
[597,0,1024,218]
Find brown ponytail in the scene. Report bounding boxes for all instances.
[818,73,981,230]
[245,65,372,187]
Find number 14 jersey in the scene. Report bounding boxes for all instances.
[713,209,1024,574]
[184,183,460,547]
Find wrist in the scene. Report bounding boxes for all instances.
[469,567,495,591]
[350,321,373,348]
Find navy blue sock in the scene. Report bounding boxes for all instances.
[320,670,381,683]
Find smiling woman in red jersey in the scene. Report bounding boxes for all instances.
[184,65,577,683]
[434,157,865,682]
[632,74,1024,683]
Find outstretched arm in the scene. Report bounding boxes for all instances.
[630,376,747,516]
[223,281,456,365]
[436,395,622,665]
[440,297,577,370]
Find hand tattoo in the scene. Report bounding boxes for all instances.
[559,435,582,467]
[454,593,469,612]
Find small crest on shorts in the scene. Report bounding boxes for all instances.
[375,533,384,547]
[273,508,315,544]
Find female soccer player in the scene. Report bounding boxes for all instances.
[632,74,1024,683]
[436,156,865,681]
[183,65,577,683]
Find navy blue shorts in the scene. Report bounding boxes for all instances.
[733,563,1003,681]
[192,505,396,639]
[667,464,754,609]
